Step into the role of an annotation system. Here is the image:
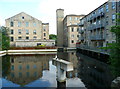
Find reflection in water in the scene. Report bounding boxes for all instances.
[57,51,86,88]
[57,51,78,78]
[1,51,113,88]
[76,52,113,89]
[2,54,56,87]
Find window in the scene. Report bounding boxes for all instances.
[11,73,14,78]
[26,72,29,77]
[34,72,37,77]
[37,43,41,46]
[26,37,29,40]
[101,7,104,12]
[119,1,120,7]
[33,30,36,34]
[18,22,21,27]
[11,29,14,34]
[69,17,72,20]
[18,65,22,70]
[71,40,74,43]
[26,65,29,69]
[11,65,14,70]
[106,4,109,12]
[98,20,101,24]
[112,14,116,22]
[18,37,22,40]
[75,17,77,20]
[18,29,21,34]
[77,28,79,32]
[112,2,115,9]
[22,16,24,19]
[44,29,46,31]
[19,72,22,77]
[71,27,74,32]
[11,37,14,42]
[71,35,74,38]
[98,9,101,14]
[10,21,14,27]
[106,21,109,25]
[44,38,46,40]
[33,22,36,27]
[33,36,37,39]
[26,22,29,27]
[44,33,46,37]
[77,35,79,38]
[33,65,37,69]
[26,29,29,34]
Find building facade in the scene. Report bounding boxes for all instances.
[56,9,64,47]
[63,15,84,47]
[6,54,55,86]
[5,12,55,47]
[0,27,2,50]
[56,9,84,47]
[78,1,120,52]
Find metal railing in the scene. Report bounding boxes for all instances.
[90,35,105,40]
[77,44,110,54]
[80,36,84,40]
[15,39,55,42]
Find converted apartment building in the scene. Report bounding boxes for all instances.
[78,0,120,51]
[56,9,84,47]
[6,12,55,47]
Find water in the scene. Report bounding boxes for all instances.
[0,51,113,88]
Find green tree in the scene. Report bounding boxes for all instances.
[0,26,10,50]
[2,55,11,78]
[49,34,57,40]
[49,34,57,46]
[109,14,120,77]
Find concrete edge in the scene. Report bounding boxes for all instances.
[0,51,7,56]
[0,49,57,55]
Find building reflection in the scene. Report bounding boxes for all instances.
[76,53,113,89]
[57,51,78,78]
[6,54,55,86]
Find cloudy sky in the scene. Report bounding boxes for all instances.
[0,0,108,34]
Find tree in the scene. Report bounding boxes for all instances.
[2,55,11,78]
[109,14,120,77]
[49,34,57,46]
[49,34,57,40]
[0,26,10,50]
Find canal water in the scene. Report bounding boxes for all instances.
[0,51,113,88]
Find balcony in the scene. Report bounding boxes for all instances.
[96,22,105,29]
[88,24,96,31]
[80,37,84,41]
[79,29,84,34]
[96,12,105,18]
[90,35,105,41]
[79,23,84,26]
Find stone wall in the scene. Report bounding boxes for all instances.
[15,40,55,47]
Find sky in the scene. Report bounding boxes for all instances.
[0,0,108,34]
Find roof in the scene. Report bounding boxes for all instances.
[42,23,49,25]
[5,12,42,22]
[63,14,85,22]
[80,1,108,20]
[56,8,64,11]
